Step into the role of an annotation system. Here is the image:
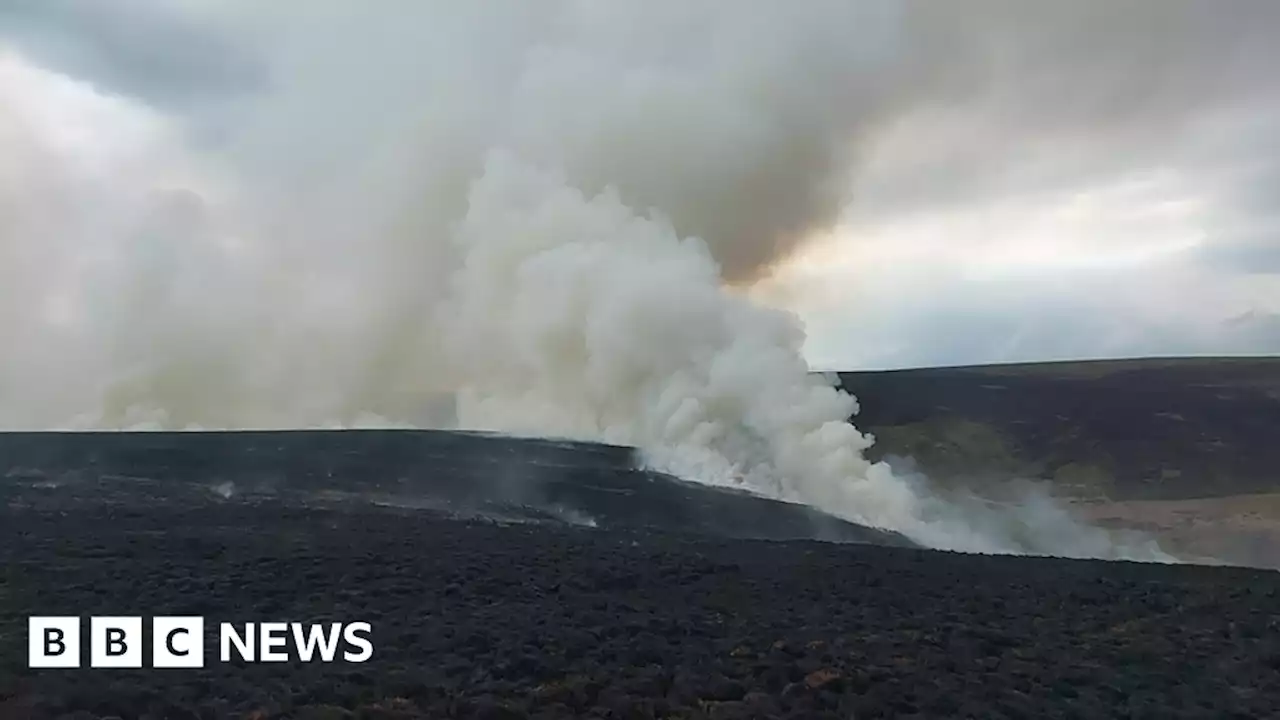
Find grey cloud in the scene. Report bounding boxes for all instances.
[898,0,1280,128]
[0,0,265,110]
[818,295,1280,372]
[8,0,1280,245]
[1225,311,1280,349]
[846,0,1280,223]
[1185,115,1280,274]
[1200,235,1280,275]
[7,0,1280,372]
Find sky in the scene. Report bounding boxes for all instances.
[754,0,1280,368]
[3,0,1280,373]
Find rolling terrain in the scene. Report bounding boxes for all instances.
[0,429,908,548]
[2,357,1278,718]
[3,455,1278,719]
[837,356,1280,568]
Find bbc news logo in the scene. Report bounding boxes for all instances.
[29,617,373,668]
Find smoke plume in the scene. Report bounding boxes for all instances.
[0,1,1180,559]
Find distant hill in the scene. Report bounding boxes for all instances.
[833,357,1280,501]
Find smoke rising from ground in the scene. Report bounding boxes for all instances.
[442,153,1173,561]
[0,2,1185,559]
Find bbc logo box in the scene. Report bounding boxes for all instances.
[29,616,203,669]
[27,617,80,668]
[29,616,371,668]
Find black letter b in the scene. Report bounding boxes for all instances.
[44,628,65,656]
[106,628,127,657]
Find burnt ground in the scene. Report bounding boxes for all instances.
[0,430,907,548]
[2,432,1279,719]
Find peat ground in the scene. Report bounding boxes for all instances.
[0,430,908,548]
[837,357,1280,501]
[835,357,1280,567]
[2,456,1279,719]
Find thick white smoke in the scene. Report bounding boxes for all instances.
[0,2,1177,560]
[440,152,1173,560]
[443,154,906,521]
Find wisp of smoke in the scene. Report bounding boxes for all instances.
[0,1,1175,561]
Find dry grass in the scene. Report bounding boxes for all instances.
[1069,493,1280,569]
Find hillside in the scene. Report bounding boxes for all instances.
[838,357,1280,501]
[836,357,1280,567]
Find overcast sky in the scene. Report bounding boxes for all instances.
[3,0,1280,372]
[757,0,1280,368]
